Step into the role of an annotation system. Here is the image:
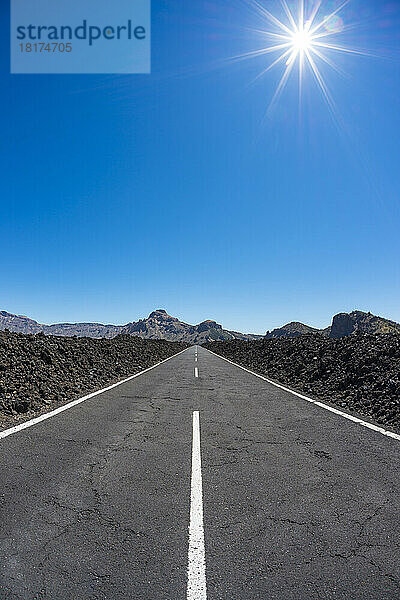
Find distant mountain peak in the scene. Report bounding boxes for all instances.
[0,308,261,343]
[330,310,400,338]
[148,309,179,323]
[265,321,320,338]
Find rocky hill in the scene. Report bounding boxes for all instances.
[265,321,321,338]
[329,311,400,338]
[0,311,43,335]
[123,310,262,343]
[265,310,400,339]
[0,309,261,344]
[0,311,121,338]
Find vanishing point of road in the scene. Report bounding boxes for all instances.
[0,346,399,599]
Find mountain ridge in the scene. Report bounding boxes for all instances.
[1,308,399,342]
[0,309,262,344]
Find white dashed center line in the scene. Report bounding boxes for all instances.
[194,367,199,378]
[187,411,207,599]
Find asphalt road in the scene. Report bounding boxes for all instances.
[0,345,399,599]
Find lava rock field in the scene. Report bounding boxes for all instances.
[0,330,187,427]
[205,333,400,432]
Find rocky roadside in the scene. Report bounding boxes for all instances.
[0,330,188,430]
[205,333,400,433]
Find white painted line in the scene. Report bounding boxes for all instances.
[187,411,207,600]
[0,348,189,442]
[205,349,400,442]
[194,367,199,378]
[195,356,198,362]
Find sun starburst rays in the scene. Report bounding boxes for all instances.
[236,0,369,117]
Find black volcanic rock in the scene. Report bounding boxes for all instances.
[329,313,355,338]
[205,333,400,432]
[0,330,187,425]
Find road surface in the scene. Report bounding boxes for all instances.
[0,345,399,599]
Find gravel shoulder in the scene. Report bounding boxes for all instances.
[0,330,188,431]
[205,333,400,433]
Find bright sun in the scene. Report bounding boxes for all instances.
[235,0,368,115]
[291,28,313,52]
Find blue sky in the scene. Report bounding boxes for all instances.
[1,0,400,334]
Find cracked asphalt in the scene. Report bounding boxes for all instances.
[0,345,399,599]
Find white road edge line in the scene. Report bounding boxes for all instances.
[194,367,199,378]
[0,347,189,442]
[205,348,400,442]
[187,411,207,600]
